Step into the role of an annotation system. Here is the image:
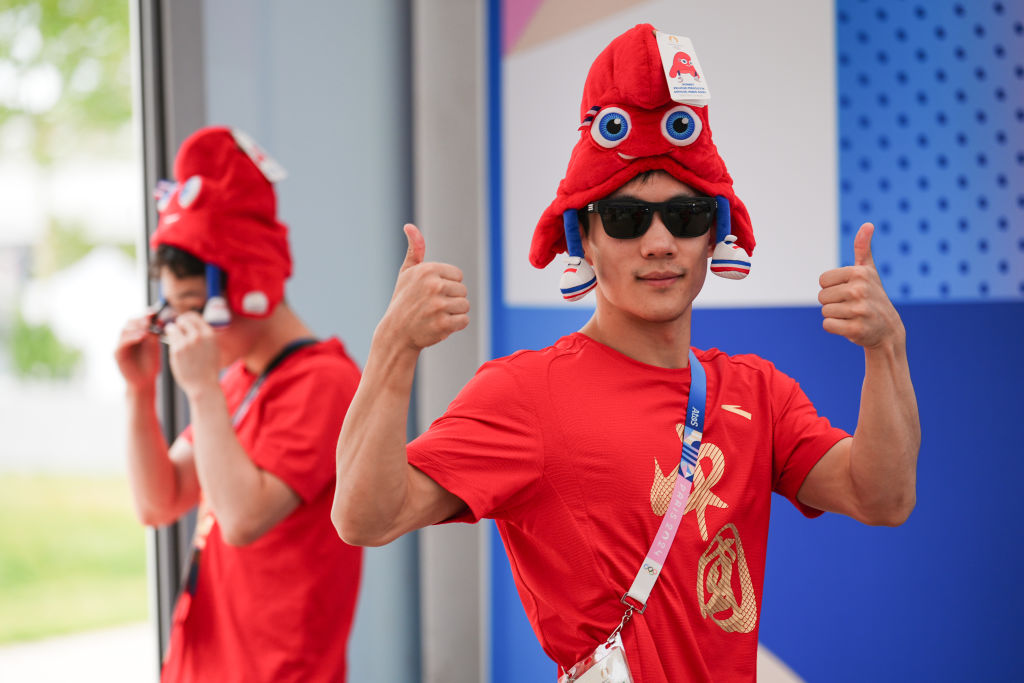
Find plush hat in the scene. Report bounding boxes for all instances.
[150,126,291,320]
[530,24,754,300]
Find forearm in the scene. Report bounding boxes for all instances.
[849,336,920,524]
[332,323,421,546]
[125,386,182,525]
[185,385,273,542]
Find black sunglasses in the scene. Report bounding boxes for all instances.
[584,196,717,240]
[148,300,204,343]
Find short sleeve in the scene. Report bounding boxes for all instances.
[248,357,359,503]
[770,371,850,517]
[407,360,545,523]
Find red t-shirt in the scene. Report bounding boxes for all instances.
[162,338,363,683]
[407,333,849,682]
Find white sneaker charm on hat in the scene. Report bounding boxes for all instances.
[203,263,232,326]
[710,196,751,280]
[559,209,597,301]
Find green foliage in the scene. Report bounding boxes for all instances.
[9,308,82,379]
[0,0,132,164]
[33,218,93,277]
[0,474,148,643]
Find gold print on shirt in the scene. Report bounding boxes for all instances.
[650,458,677,516]
[650,430,729,533]
[697,523,757,633]
[677,424,729,541]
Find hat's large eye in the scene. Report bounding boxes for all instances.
[590,107,631,148]
[661,105,702,146]
[177,175,202,208]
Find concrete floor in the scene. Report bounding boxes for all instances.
[0,623,803,683]
[0,623,155,683]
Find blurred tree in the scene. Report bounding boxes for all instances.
[0,0,133,378]
[0,0,132,164]
[34,217,99,277]
[9,308,81,379]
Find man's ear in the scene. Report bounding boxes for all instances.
[705,230,715,258]
[580,215,595,265]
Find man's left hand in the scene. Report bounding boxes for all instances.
[164,312,222,397]
[818,222,905,349]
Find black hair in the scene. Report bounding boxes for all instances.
[151,244,227,289]
[579,170,663,237]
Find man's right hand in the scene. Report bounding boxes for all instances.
[115,315,162,391]
[378,223,470,351]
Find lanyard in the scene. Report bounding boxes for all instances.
[231,337,318,427]
[622,348,706,612]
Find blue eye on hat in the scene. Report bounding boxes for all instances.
[591,107,632,148]
[661,105,702,146]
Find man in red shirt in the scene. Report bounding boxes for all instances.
[333,24,919,682]
[116,126,362,682]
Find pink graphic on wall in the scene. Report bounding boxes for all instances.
[502,0,546,55]
[501,0,648,56]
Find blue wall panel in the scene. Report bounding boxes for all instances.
[757,302,1024,681]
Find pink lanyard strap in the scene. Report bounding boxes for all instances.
[616,350,706,631]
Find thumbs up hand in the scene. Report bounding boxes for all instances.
[818,223,905,349]
[379,224,470,352]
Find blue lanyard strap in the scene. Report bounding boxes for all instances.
[679,348,706,482]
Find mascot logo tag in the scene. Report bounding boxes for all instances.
[670,52,700,81]
[654,31,710,106]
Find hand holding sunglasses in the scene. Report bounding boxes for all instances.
[584,196,717,240]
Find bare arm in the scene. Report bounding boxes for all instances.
[798,223,921,525]
[164,313,301,546]
[332,224,469,547]
[117,316,199,525]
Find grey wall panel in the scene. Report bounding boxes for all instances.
[199,2,420,681]
[202,0,413,368]
[412,1,490,682]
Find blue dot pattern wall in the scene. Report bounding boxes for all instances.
[838,1,1023,301]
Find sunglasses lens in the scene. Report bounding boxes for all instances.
[148,302,176,343]
[593,198,715,239]
[663,200,715,238]
[599,203,651,239]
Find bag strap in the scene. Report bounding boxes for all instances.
[176,337,318,599]
[230,337,318,426]
[606,349,707,642]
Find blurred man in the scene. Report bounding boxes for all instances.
[333,24,919,683]
[116,126,362,682]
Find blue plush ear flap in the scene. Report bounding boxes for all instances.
[710,195,751,280]
[203,263,231,326]
[559,209,597,301]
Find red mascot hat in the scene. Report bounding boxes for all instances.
[530,24,754,301]
[150,126,292,319]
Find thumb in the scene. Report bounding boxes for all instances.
[401,223,425,272]
[853,222,876,267]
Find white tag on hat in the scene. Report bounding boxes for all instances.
[654,31,711,107]
[231,129,288,183]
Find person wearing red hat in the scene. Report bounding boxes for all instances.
[333,24,919,683]
[115,126,363,682]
